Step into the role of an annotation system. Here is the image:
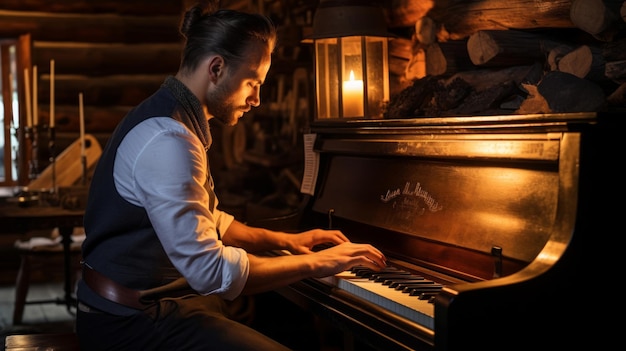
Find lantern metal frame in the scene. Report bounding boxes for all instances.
[308,0,393,119]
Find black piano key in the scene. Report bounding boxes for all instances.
[372,273,415,282]
[395,280,437,290]
[351,268,375,278]
[401,283,441,292]
[418,292,438,300]
[352,266,402,278]
[368,270,411,279]
[407,285,443,296]
[383,276,424,285]
[390,279,428,289]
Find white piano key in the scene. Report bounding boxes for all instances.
[327,271,435,329]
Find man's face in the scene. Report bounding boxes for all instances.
[207,42,272,126]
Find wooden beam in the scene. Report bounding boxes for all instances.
[432,0,574,40]
[0,10,181,43]
[33,42,182,76]
[0,0,184,16]
[36,74,167,107]
[36,105,129,134]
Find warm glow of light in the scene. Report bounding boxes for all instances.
[342,70,364,117]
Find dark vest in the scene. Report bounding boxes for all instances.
[78,85,206,314]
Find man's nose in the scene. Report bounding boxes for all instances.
[248,88,261,107]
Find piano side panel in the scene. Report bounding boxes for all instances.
[433,118,619,350]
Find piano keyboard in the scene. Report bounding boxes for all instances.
[321,266,440,329]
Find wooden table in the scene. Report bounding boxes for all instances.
[0,203,84,317]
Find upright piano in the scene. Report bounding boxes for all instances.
[265,112,618,350]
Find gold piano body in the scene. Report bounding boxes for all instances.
[264,113,618,350]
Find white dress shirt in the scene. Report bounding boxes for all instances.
[113,116,248,301]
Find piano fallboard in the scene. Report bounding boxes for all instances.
[264,113,619,351]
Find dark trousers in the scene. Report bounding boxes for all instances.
[76,294,291,351]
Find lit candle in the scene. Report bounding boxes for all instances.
[24,68,32,127]
[33,65,38,125]
[50,60,55,128]
[79,92,85,157]
[342,70,364,117]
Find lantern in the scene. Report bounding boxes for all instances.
[309,0,393,119]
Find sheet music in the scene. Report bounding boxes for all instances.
[300,133,319,195]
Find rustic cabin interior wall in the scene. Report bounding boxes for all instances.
[0,0,623,342]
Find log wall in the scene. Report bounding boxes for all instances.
[384,0,626,117]
[0,0,184,143]
[3,0,624,181]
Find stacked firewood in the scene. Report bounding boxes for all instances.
[384,0,626,118]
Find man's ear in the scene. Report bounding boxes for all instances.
[207,55,224,82]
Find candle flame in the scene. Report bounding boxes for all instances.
[349,70,355,81]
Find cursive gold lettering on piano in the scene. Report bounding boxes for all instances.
[380,181,443,212]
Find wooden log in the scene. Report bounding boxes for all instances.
[437,40,476,75]
[425,43,447,76]
[0,10,180,43]
[606,82,626,105]
[547,44,576,70]
[389,55,409,79]
[449,64,543,113]
[557,45,607,82]
[570,0,625,41]
[450,80,518,115]
[389,37,413,93]
[389,37,413,60]
[389,0,434,28]
[467,30,558,67]
[36,74,166,107]
[516,84,551,114]
[517,71,606,113]
[36,105,129,134]
[429,0,575,41]
[605,59,626,82]
[422,40,476,77]
[415,16,438,45]
[404,46,426,81]
[389,38,413,80]
[447,63,544,92]
[602,38,626,60]
[33,42,182,76]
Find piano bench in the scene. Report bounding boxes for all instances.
[4,332,79,351]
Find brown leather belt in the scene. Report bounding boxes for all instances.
[82,263,193,310]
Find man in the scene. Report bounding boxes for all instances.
[75,2,386,350]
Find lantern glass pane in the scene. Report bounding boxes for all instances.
[315,39,339,119]
[365,36,389,119]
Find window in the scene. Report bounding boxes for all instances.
[1,34,31,186]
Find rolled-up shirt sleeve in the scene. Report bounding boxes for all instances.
[114,117,248,300]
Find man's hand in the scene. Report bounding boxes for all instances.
[309,242,387,277]
[285,228,350,254]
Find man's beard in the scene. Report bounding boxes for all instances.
[211,103,238,126]
[207,84,243,126]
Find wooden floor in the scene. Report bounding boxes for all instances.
[0,282,76,350]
